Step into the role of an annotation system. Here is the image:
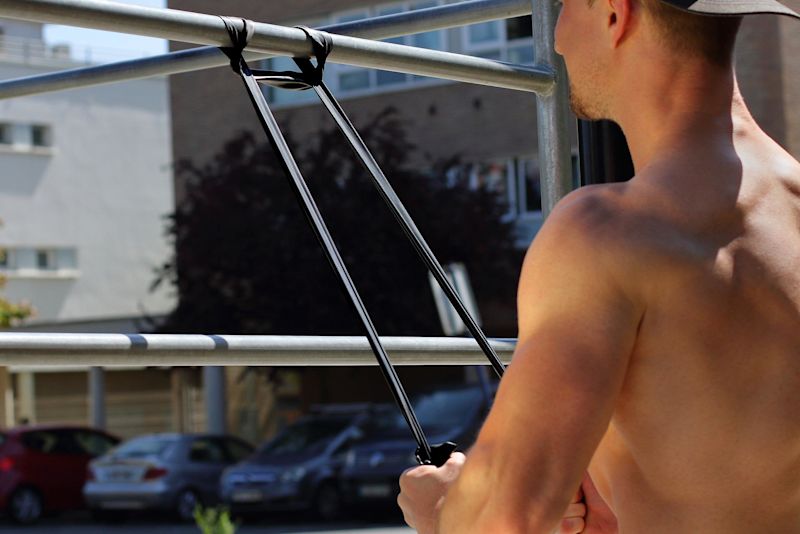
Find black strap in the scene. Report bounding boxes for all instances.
[230,21,505,379]
[219,17,254,73]
[239,23,506,379]
[219,18,446,466]
[250,26,333,91]
[306,81,507,380]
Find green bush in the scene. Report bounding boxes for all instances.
[193,505,238,534]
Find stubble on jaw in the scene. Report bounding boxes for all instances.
[569,80,604,121]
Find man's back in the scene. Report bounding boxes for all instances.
[590,121,800,533]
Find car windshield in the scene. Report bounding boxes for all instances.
[257,417,351,458]
[112,435,178,459]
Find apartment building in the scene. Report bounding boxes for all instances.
[0,19,177,437]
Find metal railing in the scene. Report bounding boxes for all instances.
[0,333,516,366]
[0,0,574,366]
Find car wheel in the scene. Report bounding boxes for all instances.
[175,488,201,522]
[314,482,343,522]
[8,487,43,525]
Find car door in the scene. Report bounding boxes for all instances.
[185,438,228,504]
[18,430,69,510]
[50,430,101,509]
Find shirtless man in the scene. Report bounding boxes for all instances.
[397,0,800,531]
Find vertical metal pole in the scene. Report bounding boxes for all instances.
[0,368,13,427]
[17,372,36,424]
[203,366,226,434]
[88,367,106,429]
[532,0,574,216]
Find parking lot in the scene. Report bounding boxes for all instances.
[0,513,414,533]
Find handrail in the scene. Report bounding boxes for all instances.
[0,333,516,367]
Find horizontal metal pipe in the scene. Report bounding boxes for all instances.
[0,333,516,367]
[0,0,552,99]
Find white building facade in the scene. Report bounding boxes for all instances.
[0,19,177,434]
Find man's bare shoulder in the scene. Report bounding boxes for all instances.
[533,181,660,266]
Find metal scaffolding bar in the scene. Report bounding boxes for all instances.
[0,334,516,367]
[0,0,552,99]
[532,0,575,215]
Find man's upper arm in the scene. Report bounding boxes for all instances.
[440,188,643,532]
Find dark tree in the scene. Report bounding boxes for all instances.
[154,108,522,336]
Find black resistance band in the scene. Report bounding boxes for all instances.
[260,26,505,379]
[220,18,501,466]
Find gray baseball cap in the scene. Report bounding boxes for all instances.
[662,0,799,19]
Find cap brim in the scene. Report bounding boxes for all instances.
[664,0,800,19]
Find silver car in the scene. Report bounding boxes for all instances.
[84,433,253,521]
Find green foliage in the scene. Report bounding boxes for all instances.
[154,107,522,336]
[193,505,238,534]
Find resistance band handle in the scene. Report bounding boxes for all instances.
[417,441,458,467]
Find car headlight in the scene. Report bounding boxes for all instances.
[280,467,306,483]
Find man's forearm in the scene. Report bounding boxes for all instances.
[437,443,569,533]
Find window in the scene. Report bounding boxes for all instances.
[463,15,534,64]
[35,249,54,270]
[335,10,373,92]
[73,431,119,457]
[21,431,59,453]
[114,435,178,459]
[31,125,51,148]
[0,122,54,151]
[1,247,77,274]
[447,157,543,221]
[517,158,542,214]
[0,123,11,145]
[222,438,254,463]
[189,439,226,463]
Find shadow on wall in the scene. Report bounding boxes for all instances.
[0,154,53,197]
[4,276,76,323]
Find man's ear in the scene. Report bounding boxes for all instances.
[606,0,635,48]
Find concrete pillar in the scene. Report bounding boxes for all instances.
[0,367,14,426]
[16,372,36,424]
[203,366,226,434]
[88,367,106,429]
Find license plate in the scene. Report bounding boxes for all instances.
[232,489,264,503]
[105,469,134,482]
[358,484,392,498]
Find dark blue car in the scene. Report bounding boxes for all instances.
[340,384,496,510]
[219,403,393,520]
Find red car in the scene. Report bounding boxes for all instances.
[0,424,120,524]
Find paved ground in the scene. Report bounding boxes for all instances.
[0,513,414,533]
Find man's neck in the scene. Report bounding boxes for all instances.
[611,59,754,174]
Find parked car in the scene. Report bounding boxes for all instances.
[0,424,120,524]
[340,384,496,510]
[84,433,253,521]
[219,403,393,521]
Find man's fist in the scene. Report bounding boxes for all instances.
[580,472,618,534]
[556,486,587,533]
[397,452,466,534]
